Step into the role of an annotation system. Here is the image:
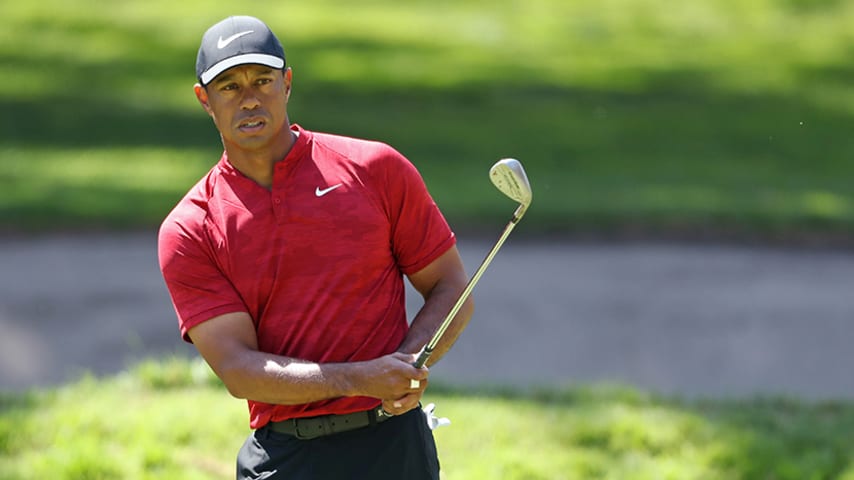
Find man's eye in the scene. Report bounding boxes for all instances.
[257,78,272,85]
[222,84,238,91]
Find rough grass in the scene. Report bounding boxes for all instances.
[1,358,854,479]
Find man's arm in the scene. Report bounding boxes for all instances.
[187,245,471,415]
[399,245,475,366]
[187,312,428,407]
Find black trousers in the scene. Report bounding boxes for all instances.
[236,408,440,480]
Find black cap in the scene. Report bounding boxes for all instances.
[196,16,286,85]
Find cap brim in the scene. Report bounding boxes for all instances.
[200,53,285,85]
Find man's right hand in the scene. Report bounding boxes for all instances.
[359,352,429,416]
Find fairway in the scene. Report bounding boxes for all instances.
[1,0,854,239]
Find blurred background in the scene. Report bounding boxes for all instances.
[5,0,854,397]
[4,0,854,236]
[2,0,854,478]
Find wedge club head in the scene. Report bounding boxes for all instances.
[489,158,532,219]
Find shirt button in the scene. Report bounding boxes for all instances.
[273,197,282,204]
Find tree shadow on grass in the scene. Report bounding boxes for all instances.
[3,71,854,235]
[3,19,854,235]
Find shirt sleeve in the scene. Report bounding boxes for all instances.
[376,147,456,275]
[158,212,248,342]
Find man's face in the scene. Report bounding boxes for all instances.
[195,64,292,152]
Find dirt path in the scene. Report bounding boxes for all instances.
[3,232,854,400]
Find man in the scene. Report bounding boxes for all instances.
[158,15,474,480]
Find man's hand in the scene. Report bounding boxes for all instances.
[359,352,428,416]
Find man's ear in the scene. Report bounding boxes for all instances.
[194,83,213,115]
[284,68,293,98]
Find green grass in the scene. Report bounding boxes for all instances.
[2,357,854,479]
[2,0,854,238]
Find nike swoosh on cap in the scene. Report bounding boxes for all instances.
[217,30,254,49]
[315,184,343,197]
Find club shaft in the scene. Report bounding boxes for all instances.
[413,212,523,369]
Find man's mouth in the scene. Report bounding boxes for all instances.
[238,118,266,132]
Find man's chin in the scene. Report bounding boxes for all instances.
[227,130,286,153]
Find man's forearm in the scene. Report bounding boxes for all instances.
[214,349,426,409]
[218,350,363,405]
[400,284,474,366]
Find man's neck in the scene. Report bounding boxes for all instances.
[224,128,296,189]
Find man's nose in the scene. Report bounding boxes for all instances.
[239,90,261,110]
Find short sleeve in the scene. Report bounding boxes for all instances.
[158,214,248,342]
[377,149,456,275]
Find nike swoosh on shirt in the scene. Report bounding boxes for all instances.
[315,184,343,197]
[217,30,254,49]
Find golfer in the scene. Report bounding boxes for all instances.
[158,15,473,480]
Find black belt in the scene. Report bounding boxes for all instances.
[266,406,392,440]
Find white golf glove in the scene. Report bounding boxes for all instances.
[422,403,451,430]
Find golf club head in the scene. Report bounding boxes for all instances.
[489,158,532,218]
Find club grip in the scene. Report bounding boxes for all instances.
[413,347,432,369]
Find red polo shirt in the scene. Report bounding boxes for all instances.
[158,125,455,428]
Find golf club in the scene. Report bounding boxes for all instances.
[413,158,532,369]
